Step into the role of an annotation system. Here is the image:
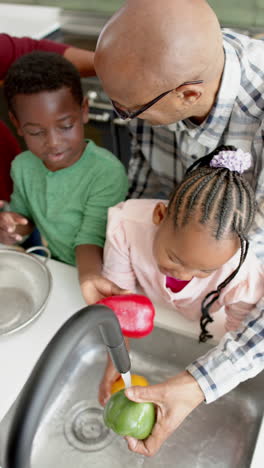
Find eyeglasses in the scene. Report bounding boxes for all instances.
[111,80,204,120]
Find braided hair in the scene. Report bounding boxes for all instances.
[167,145,255,342]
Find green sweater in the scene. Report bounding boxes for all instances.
[10,140,128,265]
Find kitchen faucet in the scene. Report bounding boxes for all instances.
[3,305,131,468]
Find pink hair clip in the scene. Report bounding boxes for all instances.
[210,148,252,174]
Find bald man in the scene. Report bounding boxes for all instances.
[95,0,264,263]
[94,0,264,457]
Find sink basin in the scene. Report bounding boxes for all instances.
[0,326,263,467]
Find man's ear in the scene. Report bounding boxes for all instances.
[8,111,23,136]
[153,202,168,225]
[172,85,202,107]
[81,96,89,124]
[182,88,202,106]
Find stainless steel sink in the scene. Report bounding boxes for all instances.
[0,326,263,467]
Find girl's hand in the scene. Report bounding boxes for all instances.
[0,210,28,244]
[124,371,204,456]
[80,274,131,305]
[99,334,130,406]
[98,354,121,406]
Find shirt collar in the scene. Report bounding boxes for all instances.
[167,38,242,147]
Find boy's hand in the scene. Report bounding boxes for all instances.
[98,354,121,406]
[0,210,28,244]
[81,274,131,305]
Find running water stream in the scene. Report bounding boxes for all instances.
[121,371,131,388]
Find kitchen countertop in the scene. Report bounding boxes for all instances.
[0,253,262,467]
[0,3,61,39]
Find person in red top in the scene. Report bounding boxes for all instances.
[0,120,20,201]
[0,33,95,201]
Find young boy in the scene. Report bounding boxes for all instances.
[0,51,128,304]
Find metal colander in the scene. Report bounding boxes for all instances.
[0,247,52,335]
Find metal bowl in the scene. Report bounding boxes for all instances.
[0,247,52,336]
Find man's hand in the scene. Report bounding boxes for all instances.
[124,371,204,456]
[81,274,131,305]
[0,209,29,244]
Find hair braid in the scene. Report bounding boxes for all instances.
[235,174,256,232]
[216,171,234,239]
[169,170,209,223]
[199,235,248,342]
[186,174,214,212]
[201,170,226,223]
[168,145,255,342]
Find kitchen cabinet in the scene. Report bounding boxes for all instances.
[43,0,124,14]
[1,0,124,15]
[3,1,264,30]
[208,0,264,29]
[0,3,61,38]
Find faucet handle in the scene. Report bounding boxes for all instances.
[97,294,155,338]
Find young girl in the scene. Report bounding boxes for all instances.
[97,145,264,404]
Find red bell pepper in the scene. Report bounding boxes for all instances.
[96,294,155,338]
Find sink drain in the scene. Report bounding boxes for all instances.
[64,401,115,452]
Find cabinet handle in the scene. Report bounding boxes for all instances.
[88,112,111,122]
[113,117,129,126]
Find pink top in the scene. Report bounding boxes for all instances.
[102,200,264,331]
[166,276,190,293]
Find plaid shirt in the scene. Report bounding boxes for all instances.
[187,299,264,403]
[128,30,264,261]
